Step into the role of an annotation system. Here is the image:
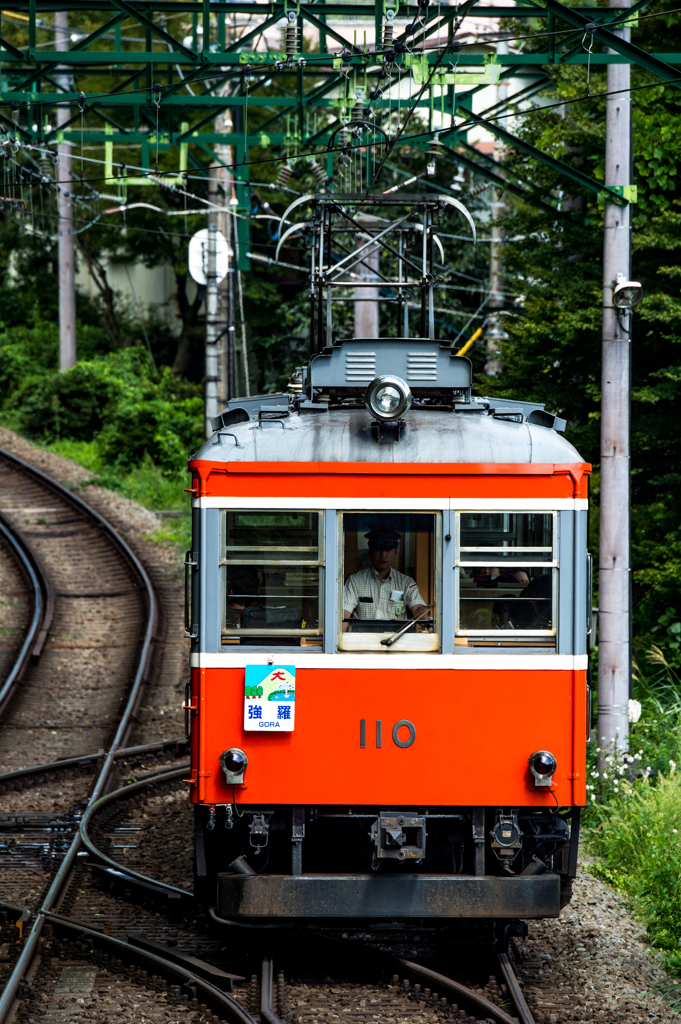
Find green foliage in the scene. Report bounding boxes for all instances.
[587,764,681,976]
[582,648,681,975]
[10,362,122,442]
[483,4,681,658]
[1,344,203,476]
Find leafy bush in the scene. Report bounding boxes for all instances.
[1,344,204,476]
[97,391,203,473]
[10,362,122,441]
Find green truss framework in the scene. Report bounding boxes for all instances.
[0,0,675,263]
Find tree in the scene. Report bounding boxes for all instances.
[483,3,681,652]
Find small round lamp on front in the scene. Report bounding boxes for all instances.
[365,375,413,421]
[613,280,644,309]
[220,747,248,784]
[528,749,557,788]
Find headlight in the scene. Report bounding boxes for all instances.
[220,747,248,783]
[528,749,557,787]
[365,375,412,421]
[613,280,644,309]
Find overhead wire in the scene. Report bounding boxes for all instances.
[26,61,680,187]
[0,0,675,244]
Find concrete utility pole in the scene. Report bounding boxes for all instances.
[55,10,76,371]
[208,164,229,408]
[485,37,508,376]
[598,0,632,753]
[204,219,219,438]
[354,216,380,339]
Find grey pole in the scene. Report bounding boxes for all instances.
[354,216,380,339]
[55,10,76,371]
[204,219,219,437]
[598,0,632,753]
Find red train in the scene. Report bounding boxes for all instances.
[184,195,590,934]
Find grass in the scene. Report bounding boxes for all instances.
[587,764,681,977]
[584,649,681,982]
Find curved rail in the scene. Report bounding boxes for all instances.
[0,736,189,790]
[79,765,194,899]
[0,510,54,719]
[44,913,257,1024]
[0,447,158,1024]
[395,957,521,1024]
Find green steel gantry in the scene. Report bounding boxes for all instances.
[0,0,676,260]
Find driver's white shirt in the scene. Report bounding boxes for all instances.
[343,566,425,620]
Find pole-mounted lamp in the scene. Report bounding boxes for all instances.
[613,276,644,310]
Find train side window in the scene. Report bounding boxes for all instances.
[338,512,440,653]
[455,512,557,647]
[221,511,323,647]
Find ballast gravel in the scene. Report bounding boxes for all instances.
[515,856,681,1023]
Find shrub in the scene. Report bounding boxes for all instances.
[96,391,203,474]
[10,362,122,441]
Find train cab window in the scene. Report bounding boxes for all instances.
[456,512,557,646]
[339,513,439,652]
[221,511,323,646]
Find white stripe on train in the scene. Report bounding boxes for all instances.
[191,653,589,670]
[194,497,588,511]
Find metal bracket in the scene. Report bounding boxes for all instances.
[371,419,404,443]
[370,813,426,862]
[249,813,270,850]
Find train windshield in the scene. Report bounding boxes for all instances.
[221,511,323,646]
[339,512,439,652]
[456,512,557,642]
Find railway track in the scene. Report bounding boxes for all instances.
[2,755,536,1024]
[0,447,534,1024]
[0,448,153,775]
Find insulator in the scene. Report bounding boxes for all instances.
[275,162,294,188]
[39,156,51,180]
[383,22,394,49]
[309,159,327,185]
[284,16,297,58]
[352,100,365,123]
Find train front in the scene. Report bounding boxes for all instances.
[185,335,590,934]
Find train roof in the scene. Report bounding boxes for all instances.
[194,397,582,465]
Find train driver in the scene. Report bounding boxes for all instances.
[342,527,427,631]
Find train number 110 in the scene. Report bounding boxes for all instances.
[360,719,416,749]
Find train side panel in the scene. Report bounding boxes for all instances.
[191,665,587,807]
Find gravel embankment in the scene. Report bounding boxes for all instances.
[517,857,681,1023]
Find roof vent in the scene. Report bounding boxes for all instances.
[406,352,438,381]
[345,351,376,383]
[310,338,472,402]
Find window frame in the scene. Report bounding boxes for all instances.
[220,509,324,639]
[454,510,558,638]
[336,509,442,652]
